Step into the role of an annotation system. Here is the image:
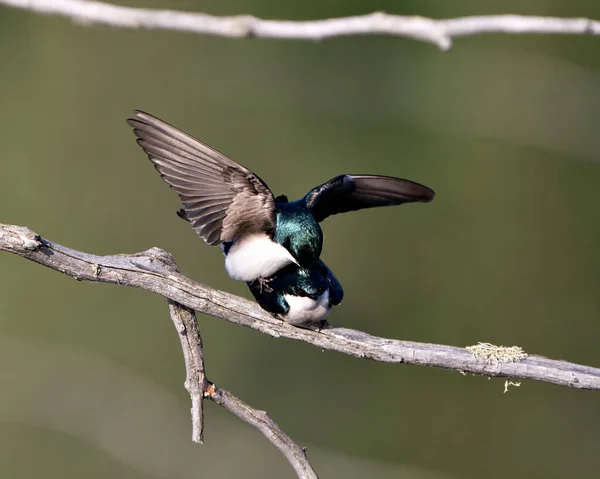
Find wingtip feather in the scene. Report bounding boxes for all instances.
[351,175,435,203]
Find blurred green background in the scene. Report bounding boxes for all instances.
[1,1,600,478]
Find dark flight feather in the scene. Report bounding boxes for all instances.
[314,259,344,305]
[305,174,435,223]
[128,110,276,245]
[246,259,343,316]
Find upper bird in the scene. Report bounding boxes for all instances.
[128,110,435,283]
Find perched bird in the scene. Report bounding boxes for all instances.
[128,110,435,286]
[247,259,344,327]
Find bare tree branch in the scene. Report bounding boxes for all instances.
[167,300,207,444]
[2,0,599,50]
[2,223,599,391]
[167,301,318,478]
[206,385,318,479]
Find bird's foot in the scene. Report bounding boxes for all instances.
[318,319,329,332]
[258,276,274,293]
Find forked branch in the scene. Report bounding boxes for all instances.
[167,301,317,478]
[167,300,207,444]
[1,0,599,50]
[1,222,599,390]
[2,222,598,478]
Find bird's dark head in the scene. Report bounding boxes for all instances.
[288,229,322,269]
[274,203,323,269]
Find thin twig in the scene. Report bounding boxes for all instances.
[167,300,207,444]
[206,384,318,479]
[1,223,599,390]
[167,301,318,478]
[2,0,599,50]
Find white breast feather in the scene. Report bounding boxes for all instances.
[283,289,331,325]
[224,233,297,281]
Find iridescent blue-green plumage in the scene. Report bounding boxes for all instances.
[272,198,323,269]
[129,110,435,283]
[247,259,343,326]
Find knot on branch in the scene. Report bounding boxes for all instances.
[0,224,44,252]
[227,15,258,37]
[132,247,180,274]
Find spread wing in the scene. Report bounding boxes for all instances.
[128,110,276,245]
[305,174,435,223]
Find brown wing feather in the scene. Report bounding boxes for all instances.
[128,111,276,245]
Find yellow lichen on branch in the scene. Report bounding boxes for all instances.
[466,342,528,364]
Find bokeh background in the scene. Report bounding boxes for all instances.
[1,1,600,478]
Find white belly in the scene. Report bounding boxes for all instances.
[224,233,297,281]
[283,290,331,326]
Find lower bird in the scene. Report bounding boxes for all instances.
[128,111,435,287]
[247,259,343,327]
